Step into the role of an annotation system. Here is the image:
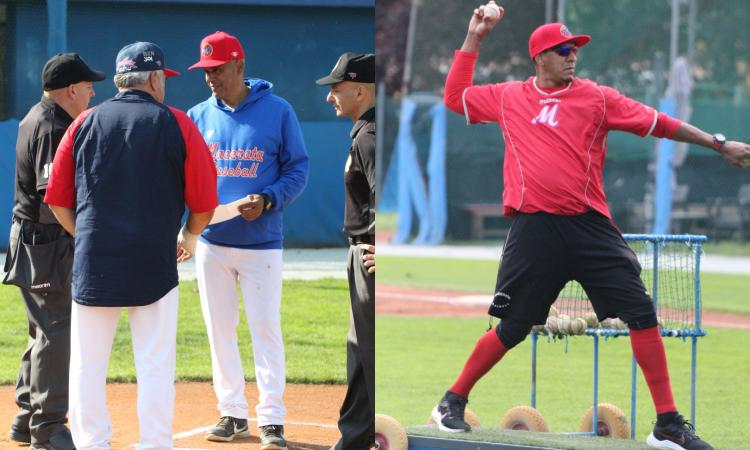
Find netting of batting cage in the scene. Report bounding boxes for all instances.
[378,0,750,241]
[535,234,706,339]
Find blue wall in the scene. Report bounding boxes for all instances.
[1,0,374,248]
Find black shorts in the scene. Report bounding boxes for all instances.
[488,211,657,329]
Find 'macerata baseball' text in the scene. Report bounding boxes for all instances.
[208,142,264,178]
[208,143,265,162]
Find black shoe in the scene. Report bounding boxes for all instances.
[9,425,31,444]
[646,414,713,450]
[431,390,471,432]
[29,428,76,450]
[259,425,288,450]
[205,416,250,442]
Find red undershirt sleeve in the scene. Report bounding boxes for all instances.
[169,106,218,213]
[444,50,478,114]
[651,112,681,139]
[445,50,507,124]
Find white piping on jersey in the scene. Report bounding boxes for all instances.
[532,77,573,96]
[499,218,516,263]
[646,109,658,136]
[583,85,608,209]
[462,87,471,125]
[501,84,525,211]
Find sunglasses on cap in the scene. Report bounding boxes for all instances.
[548,43,579,57]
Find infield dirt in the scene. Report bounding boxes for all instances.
[0,382,344,449]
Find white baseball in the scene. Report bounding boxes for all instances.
[546,316,559,335]
[557,314,571,335]
[610,318,627,330]
[583,311,599,328]
[483,2,501,20]
[570,318,588,335]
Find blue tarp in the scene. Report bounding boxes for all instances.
[392,96,447,245]
[652,99,676,234]
[0,119,20,251]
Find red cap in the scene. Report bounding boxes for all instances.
[528,23,590,59]
[188,31,245,70]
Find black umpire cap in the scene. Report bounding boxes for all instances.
[42,53,106,91]
[316,52,375,85]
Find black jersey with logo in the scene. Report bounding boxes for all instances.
[344,108,375,238]
[13,96,73,224]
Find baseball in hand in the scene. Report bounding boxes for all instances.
[483,2,501,20]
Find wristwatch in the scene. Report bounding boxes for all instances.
[260,194,273,211]
[712,133,726,151]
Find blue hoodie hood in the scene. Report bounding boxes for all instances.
[210,78,273,112]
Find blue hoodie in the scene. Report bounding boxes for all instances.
[188,78,309,249]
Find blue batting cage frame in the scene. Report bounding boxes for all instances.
[528,234,707,440]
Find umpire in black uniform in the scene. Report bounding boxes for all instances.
[3,53,104,450]
[316,53,376,450]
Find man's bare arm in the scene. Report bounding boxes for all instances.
[48,205,76,235]
[671,122,750,168]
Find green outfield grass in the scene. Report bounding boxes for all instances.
[0,279,350,385]
[378,255,750,315]
[376,315,750,450]
[378,211,750,256]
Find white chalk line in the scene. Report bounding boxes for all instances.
[128,417,337,448]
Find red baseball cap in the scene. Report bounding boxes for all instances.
[188,31,245,70]
[528,23,590,59]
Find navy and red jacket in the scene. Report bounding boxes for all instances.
[45,89,217,307]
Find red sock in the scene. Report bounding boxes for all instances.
[450,328,509,398]
[630,326,677,414]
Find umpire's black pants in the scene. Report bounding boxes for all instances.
[6,218,73,443]
[334,244,375,450]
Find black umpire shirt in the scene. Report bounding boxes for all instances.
[13,96,73,224]
[344,107,375,238]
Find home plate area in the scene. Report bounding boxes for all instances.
[0,383,344,450]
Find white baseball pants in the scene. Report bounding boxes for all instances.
[69,287,179,450]
[195,241,286,426]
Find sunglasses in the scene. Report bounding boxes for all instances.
[549,43,579,57]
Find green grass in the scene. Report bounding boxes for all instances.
[379,211,750,255]
[702,240,750,256]
[376,315,750,450]
[0,279,350,385]
[378,255,750,315]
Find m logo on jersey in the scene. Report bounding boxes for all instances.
[531,104,560,127]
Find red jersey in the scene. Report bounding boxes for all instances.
[445,50,678,219]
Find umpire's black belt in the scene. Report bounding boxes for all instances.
[348,234,374,245]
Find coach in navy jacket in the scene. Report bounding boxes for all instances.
[45,41,217,449]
